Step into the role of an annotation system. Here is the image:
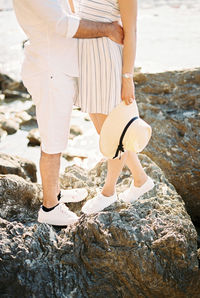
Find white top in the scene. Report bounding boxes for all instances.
[13,0,80,77]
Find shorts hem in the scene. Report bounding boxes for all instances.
[41,145,67,155]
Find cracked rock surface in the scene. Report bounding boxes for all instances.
[0,155,199,297]
[0,153,37,183]
[134,68,200,222]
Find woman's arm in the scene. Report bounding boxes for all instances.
[119,0,137,105]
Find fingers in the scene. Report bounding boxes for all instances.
[120,27,124,44]
[120,32,124,44]
[120,27,124,43]
[119,35,124,45]
[121,79,135,104]
[121,90,135,105]
[110,33,123,45]
[115,29,124,44]
[121,87,135,105]
[122,97,135,105]
[113,21,124,44]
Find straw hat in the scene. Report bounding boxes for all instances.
[99,100,152,159]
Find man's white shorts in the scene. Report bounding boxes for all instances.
[22,70,78,154]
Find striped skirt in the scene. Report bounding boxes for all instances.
[74,37,123,115]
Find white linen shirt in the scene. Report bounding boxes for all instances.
[13,0,80,76]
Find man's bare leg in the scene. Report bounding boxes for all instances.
[38,151,79,226]
[40,151,61,208]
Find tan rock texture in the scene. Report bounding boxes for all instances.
[27,128,41,146]
[1,155,199,297]
[20,117,38,131]
[0,153,37,182]
[134,68,200,222]
[0,73,29,99]
[1,118,19,134]
[0,174,42,222]
[70,124,83,136]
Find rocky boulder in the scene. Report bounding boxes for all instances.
[0,118,19,134]
[134,68,200,222]
[0,73,29,100]
[0,155,199,297]
[67,124,83,140]
[15,111,31,124]
[0,153,37,182]
[20,117,38,131]
[0,73,14,91]
[25,104,36,117]
[0,174,42,223]
[27,128,41,146]
[3,89,30,101]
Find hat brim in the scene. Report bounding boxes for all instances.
[99,101,151,159]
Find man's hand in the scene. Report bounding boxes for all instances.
[74,19,124,42]
[108,21,124,45]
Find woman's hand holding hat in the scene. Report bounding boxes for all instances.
[121,76,135,105]
[99,101,152,159]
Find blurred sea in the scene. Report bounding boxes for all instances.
[0,0,200,79]
[0,0,200,181]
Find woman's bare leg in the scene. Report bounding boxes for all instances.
[90,113,127,196]
[89,113,148,196]
[125,151,148,187]
[102,154,128,196]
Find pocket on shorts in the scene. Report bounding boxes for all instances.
[49,72,77,99]
[21,68,43,105]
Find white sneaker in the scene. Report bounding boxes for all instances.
[59,188,88,203]
[38,203,79,226]
[81,192,117,215]
[119,176,155,203]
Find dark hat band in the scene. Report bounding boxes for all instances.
[112,116,139,159]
